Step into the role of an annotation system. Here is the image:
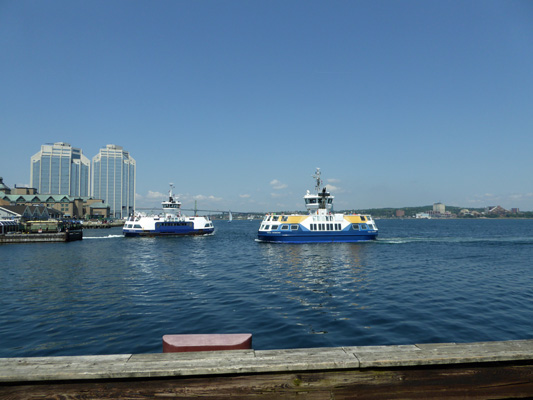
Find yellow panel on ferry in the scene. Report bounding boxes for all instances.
[284,216,307,223]
[344,215,367,223]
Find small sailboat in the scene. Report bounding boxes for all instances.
[228,211,233,223]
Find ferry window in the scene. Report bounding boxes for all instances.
[336,224,341,230]
[281,216,288,222]
[281,225,289,230]
[361,224,368,230]
[265,225,270,230]
[272,216,279,222]
[134,224,142,229]
[291,225,299,230]
[309,199,316,204]
[352,224,360,230]
[360,216,366,221]
[328,199,333,203]
[271,225,279,230]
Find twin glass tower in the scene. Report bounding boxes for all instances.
[30,143,136,219]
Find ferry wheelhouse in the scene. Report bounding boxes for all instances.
[257,169,378,243]
[123,185,214,237]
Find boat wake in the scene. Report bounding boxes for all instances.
[83,234,123,240]
[379,237,533,245]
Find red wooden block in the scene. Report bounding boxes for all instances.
[162,333,252,353]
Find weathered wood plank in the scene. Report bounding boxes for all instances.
[348,340,533,368]
[1,365,533,399]
[1,340,533,384]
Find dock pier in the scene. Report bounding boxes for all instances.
[0,230,82,243]
[1,339,533,398]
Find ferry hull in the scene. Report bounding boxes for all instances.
[257,231,378,244]
[123,228,214,237]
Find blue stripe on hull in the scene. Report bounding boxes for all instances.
[257,232,378,243]
[123,228,214,237]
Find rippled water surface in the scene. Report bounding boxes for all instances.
[1,219,532,357]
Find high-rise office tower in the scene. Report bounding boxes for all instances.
[30,142,90,196]
[92,144,136,219]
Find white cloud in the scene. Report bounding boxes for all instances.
[327,178,340,183]
[239,194,251,198]
[146,190,166,199]
[510,193,533,200]
[270,179,287,190]
[271,192,284,198]
[193,194,222,202]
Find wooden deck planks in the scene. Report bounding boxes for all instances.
[1,365,533,399]
[1,339,533,399]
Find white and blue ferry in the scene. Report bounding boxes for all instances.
[123,185,214,237]
[257,169,378,243]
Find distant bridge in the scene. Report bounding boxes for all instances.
[134,208,261,216]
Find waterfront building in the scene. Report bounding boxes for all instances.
[30,142,90,197]
[433,202,445,214]
[415,212,431,219]
[0,177,11,195]
[487,205,508,216]
[0,193,110,219]
[0,205,62,221]
[92,144,136,219]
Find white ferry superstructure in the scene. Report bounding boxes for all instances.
[123,185,214,237]
[257,169,378,243]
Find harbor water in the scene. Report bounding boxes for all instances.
[1,219,532,357]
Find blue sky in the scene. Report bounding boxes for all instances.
[1,0,532,212]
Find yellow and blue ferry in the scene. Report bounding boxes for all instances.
[257,169,378,243]
[123,185,214,237]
